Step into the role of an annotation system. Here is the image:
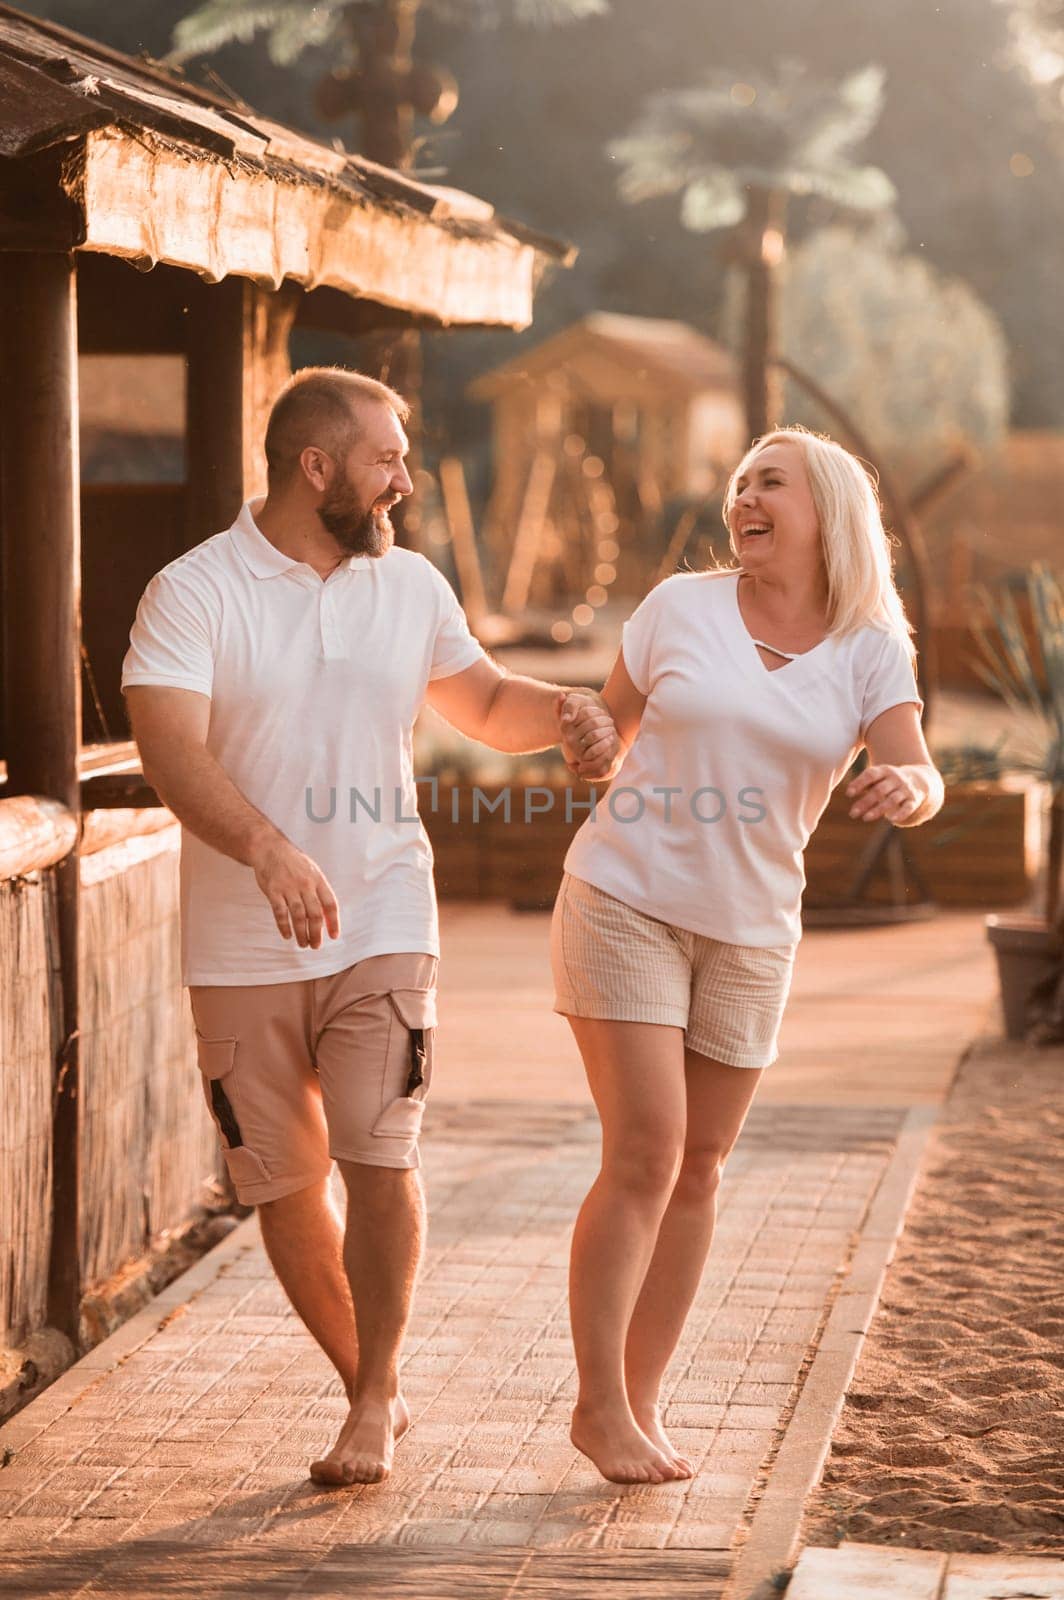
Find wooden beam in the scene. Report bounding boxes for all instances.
[80,771,164,810]
[0,250,83,1341]
[438,457,488,630]
[0,147,84,251]
[81,805,175,857]
[184,278,297,546]
[0,795,77,878]
[0,253,82,808]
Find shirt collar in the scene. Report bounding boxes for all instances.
[228,499,371,579]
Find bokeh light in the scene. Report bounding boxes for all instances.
[550,620,574,644]
[572,604,595,627]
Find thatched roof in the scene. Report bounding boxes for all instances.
[469,313,738,399]
[0,3,572,329]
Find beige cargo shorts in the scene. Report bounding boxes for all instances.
[188,952,437,1206]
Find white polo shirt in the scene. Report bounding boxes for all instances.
[563,571,923,948]
[121,501,485,986]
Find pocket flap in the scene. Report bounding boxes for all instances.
[387,988,438,1031]
[221,1146,271,1186]
[195,1034,237,1080]
[371,1096,427,1140]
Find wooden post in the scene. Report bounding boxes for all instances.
[184,278,297,548]
[0,251,83,1340]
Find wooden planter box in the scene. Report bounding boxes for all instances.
[803,777,1043,910]
[425,778,579,908]
[426,776,1041,913]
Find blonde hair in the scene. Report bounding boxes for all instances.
[721,425,915,660]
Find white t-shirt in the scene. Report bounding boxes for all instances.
[121,501,485,985]
[563,571,923,948]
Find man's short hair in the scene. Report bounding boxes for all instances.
[264,367,410,484]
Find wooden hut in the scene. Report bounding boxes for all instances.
[0,2,568,1367]
[469,313,744,605]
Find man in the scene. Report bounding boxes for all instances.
[122,367,615,1487]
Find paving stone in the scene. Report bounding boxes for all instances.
[788,1543,947,1598]
[943,1552,1064,1600]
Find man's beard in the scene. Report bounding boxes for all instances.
[318,471,395,558]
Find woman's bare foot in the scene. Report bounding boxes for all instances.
[631,1402,694,1476]
[309,1392,411,1486]
[571,1402,688,1484]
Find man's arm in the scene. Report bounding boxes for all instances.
[124,686,340,948]
[559,649,647,783]
[425,657,617,775]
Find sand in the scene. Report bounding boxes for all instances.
[801,1038,1064,1556]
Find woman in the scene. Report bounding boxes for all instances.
[553,426,944,1486]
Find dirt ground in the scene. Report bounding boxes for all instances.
[801,1036,1064,1556]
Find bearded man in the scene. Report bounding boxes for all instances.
[122,368,615,1487]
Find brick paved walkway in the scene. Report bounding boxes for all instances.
[0,908,998,1597]
[0,1101,903,1596]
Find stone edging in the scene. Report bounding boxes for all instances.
[0,1215,260,1457]
[724,1101,940,1600]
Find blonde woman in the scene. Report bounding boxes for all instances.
[553,426,944,1485]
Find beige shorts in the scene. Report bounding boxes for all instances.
[551,874,794,1070]
[188,952,437,1205]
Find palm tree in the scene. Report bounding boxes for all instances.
[171,0,603,540]
[609,62,896,439]
[172,0,606,170]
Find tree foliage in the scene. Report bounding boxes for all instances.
[729,221,1010,483]
[610,63,895,230]
[17,0,1064,428]
[172,0,605,66]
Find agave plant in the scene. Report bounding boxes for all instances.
[609,62,896,439]
[972,563,1064,929]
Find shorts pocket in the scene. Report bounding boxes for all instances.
[195,1033,271,1187]
[371,988,436,1141]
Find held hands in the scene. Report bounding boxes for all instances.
[249,831,342,949]
[846,763,926,826]
[557,690,620,782]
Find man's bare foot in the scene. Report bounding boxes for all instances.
[571,1402,689,1484]
[632,1402,694,1475]
[309,1392,410,1486]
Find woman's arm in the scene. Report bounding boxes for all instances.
[847,702,945,827]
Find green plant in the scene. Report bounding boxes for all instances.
[972,562,1064,928]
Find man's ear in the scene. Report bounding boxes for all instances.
[299,445,332,493]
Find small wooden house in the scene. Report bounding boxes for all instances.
[0,2,568,1365]
[469,313,744,602]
